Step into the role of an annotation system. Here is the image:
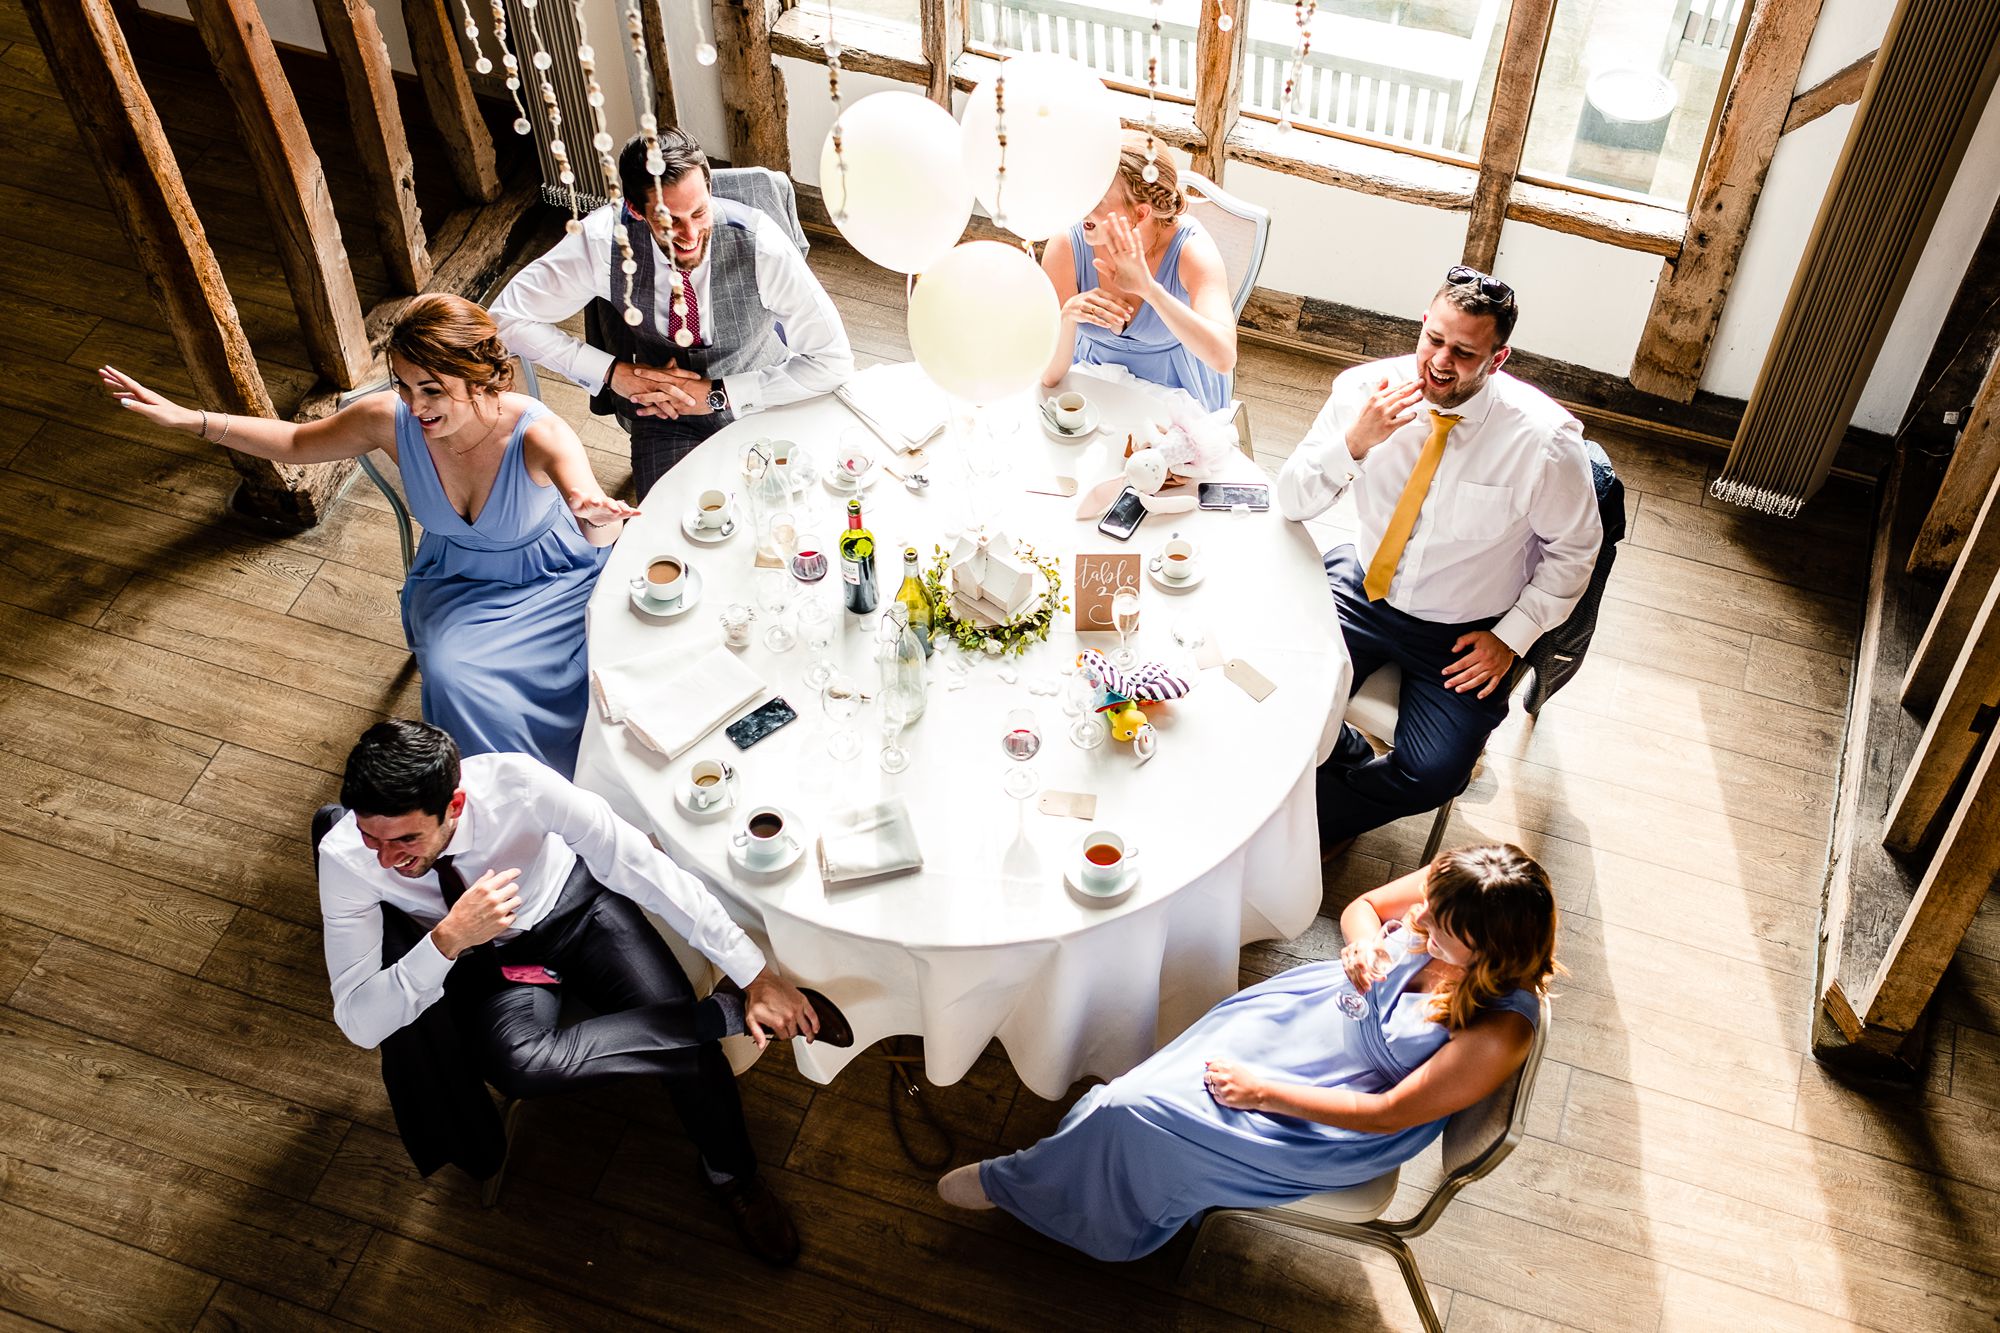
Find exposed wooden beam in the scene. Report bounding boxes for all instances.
[402,0,501,202]
[1909,349,2000,576]
[1884,567,2000,851]
[188,0,372,390]
[714,0,791,171]
[1861,728,2000,1035]
[1462,0,1555,273]
[1784,49,1876,136]
[921,0,963,109]
[17,0,349,528]
[1905,465,2000,712]
[311,0,431,293]
[1188,0,1246,183]
[638,0,682,132]
[1504,181,1686,258]
[1630,0,1825,402]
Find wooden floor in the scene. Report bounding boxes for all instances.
[5,8,2000,1330]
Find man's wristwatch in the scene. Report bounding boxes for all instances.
[707,384,729,413]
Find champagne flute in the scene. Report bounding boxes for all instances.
[879,686,915,774]
[823,672,862,760]
[798,596,835,689]
[1000,707,1041,799]
[1110,584,1142,667]
[758,569,795,652]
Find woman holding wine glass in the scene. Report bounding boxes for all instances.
[936,844,1558,1262]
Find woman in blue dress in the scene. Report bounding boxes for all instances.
[100,295,636,776]
[1040,136,1239,412]
[938,844,1558,1262]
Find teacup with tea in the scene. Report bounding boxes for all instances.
[1159,535,1200,583]
[1077,828,1139,894]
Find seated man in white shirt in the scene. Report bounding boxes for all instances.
[316,719,851,1266]
[1276,268,1602,852]
[490,130,854,498]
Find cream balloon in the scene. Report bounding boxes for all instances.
[960,53,1123,242]
[820,91,972,274]
[907,241,1059,404]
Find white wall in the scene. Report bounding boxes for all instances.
[142,0,415,72]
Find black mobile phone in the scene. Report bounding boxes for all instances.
[1096,486,1149,541]
[1197,481,1271,511]
[724,697,798,749]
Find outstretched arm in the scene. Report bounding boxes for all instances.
[100,365,396,465]
[521,413,639,546]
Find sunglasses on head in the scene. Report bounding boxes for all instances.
[1445,265,1515,305]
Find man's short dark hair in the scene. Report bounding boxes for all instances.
[1435,274,1518,349]
[341,720,461,821]
[619,129,709,206]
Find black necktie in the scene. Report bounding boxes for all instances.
[434,854,469,910]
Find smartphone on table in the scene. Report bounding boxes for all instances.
[725,697,798,749]
[1197,481,1271,511]
[1096,486,1149,541]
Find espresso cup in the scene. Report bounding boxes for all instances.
[1160,536,1199,582]
[1050,391,1088,432]
[687,758,731,811]
[733,806,795,869]
[634,554,686,609]
[1078,828,1138,894]
[694,489,731,530]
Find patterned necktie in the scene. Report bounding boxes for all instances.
[1363,410,1462,602]
[433,854,469,910]
[669,267,702,346]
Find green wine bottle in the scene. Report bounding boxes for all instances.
[839,499,878,615]
[893,546,933,656]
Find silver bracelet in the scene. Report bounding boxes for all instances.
[215,414,231,445]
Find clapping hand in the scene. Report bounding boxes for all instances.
[1203,1059,1267,1111]
[1090,213,1153,294]
[99,365,196,435]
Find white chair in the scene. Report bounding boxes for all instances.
[1181,171,1270,461]
[1182,995,1551,1333]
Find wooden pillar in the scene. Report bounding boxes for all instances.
[638,0,683,132]
[312,0,432,293]
[188,0,373,390]
[403,0,502,202]
[713,0,790,170]
[1884,569,2000,851]
[1188,0,1246,183]
[1783,50,1876,134]
[1629,0,1825,402]
[1859,729,2000,1035]
[1906,466,2000,711]
[1909,350,2000,576]
[20,0,343,527]
[1461,0,1555,274]
[921,0,964,110]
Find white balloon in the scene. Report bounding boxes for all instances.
[821,92,972,274]
[961,53,1123,242]
[908,241,1059,403]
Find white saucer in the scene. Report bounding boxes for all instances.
[1062,839,1139,906]
[728,809,806,877]
[1040,402,1101,442]
[673,778,736,822]
[823,467,881,497]
[629,565,705,619]
[1146,556,1206,592]
[680,508,738,544]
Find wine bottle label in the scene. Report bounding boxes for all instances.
[842,560,861,585]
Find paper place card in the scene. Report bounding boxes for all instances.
[881,449,930,479]
[1074,552,1141,632]
[1037,790,1098,820]
[1223,658,1277,701]
[1025,475,1078,497]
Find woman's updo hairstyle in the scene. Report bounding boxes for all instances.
[1113,134,1188,222]
[388,294,516,397]
[1413,843,1559,1031]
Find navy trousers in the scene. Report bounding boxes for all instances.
[1316,547,1512,847]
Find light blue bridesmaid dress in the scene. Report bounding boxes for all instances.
[1066,218,1229,412]
[980,926,1541,1262]
[396,398,610,777]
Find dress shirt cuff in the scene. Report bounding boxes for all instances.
[1492,609,1541,659]
[405,929,458,988]
[715,937,768,989]
[580,346,619,396]
[1315,428,1361,477]
[719,371,760,416]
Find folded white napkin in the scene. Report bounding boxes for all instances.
[816,797,924,885]
[591,643,765,759]
[835,363,949,452]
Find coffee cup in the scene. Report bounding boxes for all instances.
[633,554,686,610]
[769,440,796,469]
[1078,828,1139,894]
[1160,536,1199,582]
[687,758,732,811]
[1049,391,1088,433]
[732,806,795,870]
[693,489,731,530]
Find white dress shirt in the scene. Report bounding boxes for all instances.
[1277,356,1603,655]
[318,752,767,1049]
[489,201,854,416]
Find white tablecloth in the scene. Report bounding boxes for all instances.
[574,369,1350,1098]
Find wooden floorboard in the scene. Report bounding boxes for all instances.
[1,7,1994,1327]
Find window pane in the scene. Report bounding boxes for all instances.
[1520,0,1741,206]
[966,0,1206,100]
[827,0,920,27]
[1239,0,1513,159]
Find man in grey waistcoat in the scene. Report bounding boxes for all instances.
[492,131,854,499]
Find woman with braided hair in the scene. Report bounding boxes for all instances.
[101,294,634,776]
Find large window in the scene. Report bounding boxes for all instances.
[965,0,1206,103]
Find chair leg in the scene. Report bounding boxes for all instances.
[1233,400,1255,461]
[1381,1236,1444,1333]
[478,1097,524,1208]
[1420,795,1454,864]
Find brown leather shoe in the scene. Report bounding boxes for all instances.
[705,1171,800,1266]
[714,978,855,1048]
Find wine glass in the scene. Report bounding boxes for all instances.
[822,672,862,760]
[1000,707,1041,799]
[1110,584,1142,667]
[1337,919,1407,1020]
[798,596,835,689]
[1062,669,1105,750]
[758,569,795,652]
[879,686,916,774]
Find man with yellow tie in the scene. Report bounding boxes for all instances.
[1276,268,1602,852]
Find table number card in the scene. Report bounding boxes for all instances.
[1074,553,1141,632]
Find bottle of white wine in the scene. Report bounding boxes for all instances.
[893,546,933,657]
[839,498,877,615]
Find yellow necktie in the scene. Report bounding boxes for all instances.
[1363,411,1461,602]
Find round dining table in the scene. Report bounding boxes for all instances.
[573,367,1351,1099]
